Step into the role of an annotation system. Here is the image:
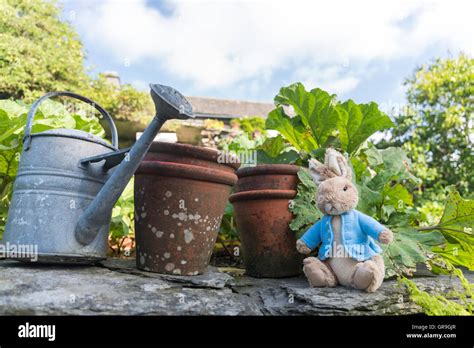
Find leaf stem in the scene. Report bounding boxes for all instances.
[417,225,467,234]
[417,225,439,231]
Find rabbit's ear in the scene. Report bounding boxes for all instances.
[309,158,336,186]
[325,148,353,181]
[337,156,353,181]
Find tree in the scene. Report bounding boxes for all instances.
[0,0,154,139]
[90,74,154,124]
[389,53,473,197]
[0,0,90,101]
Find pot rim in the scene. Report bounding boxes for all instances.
[236,164,300,178]
[148,142,240,170]
[229,189,296,203]
[136,161,238,186]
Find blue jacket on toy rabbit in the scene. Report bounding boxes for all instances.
[300,210,385,262]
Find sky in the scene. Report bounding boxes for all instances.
[60,0,473,114]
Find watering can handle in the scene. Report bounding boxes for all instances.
[23,91,119,150]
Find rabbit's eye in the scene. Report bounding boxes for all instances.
[343,186,348,191]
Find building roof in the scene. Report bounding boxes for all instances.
[186,96,274,119]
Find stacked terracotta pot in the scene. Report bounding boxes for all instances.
[134,142,239,275]
[229,164,303,278]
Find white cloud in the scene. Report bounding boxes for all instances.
[292,65,361,95]
[321,77,360,95]
[73,0,474,95]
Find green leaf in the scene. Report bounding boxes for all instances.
[72,114,106,138]
[364,144,384,167]
[368,147,420,191]
[265,106,317,153]
[379,147,412,178]
[0,149,20,177]
[258,135,287,157]
[110,179,135,239]
[383,183,414,208]
[38,99,70,117]
[274,83,340,148]
[306,87,341,147]
[219,202,239,240]
[0,112,26,144]
[289,169,323,238]
[257,149,300,165]
[0,100,28,118]
[338,101,393,155]
[356,183,381,216]
[350,156,372,184]
[434,245,473,270]
[383,225,444,277]
[267,83,394,160]
[256,135,300,164]
[33,110,75,130]
[274,82,315,126]
[337,99,362,152]
[381,204,396,220]
[432,187,474,270]
[438,187,474,231]
[227,133,256,153]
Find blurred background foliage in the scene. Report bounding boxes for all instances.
[381,53,473,200]
[0,0,154,126]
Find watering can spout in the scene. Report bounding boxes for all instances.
[75,84,194,246]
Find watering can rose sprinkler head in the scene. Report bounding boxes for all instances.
[74,84,194,246]
[150,83,194,121]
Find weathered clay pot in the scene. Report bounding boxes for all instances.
[230,165,302,278]
[135,142,239,275]
[143,141,238,174]
[235,164,299,192]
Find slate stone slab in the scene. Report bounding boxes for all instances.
[100,258,234,289]
[0,259,471,315]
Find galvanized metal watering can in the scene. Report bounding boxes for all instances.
[2,84,194,263]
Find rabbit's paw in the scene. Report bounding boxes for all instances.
[303,257,337,287]
[296,239,312,254]
[378,229,393,244]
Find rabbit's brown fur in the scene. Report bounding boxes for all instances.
[297,149,393,292]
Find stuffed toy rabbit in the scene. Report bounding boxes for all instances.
[296,148,393,292]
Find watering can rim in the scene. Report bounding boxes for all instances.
[29,128,117,150]
[23,91,119,151]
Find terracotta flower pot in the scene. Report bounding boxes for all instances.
[235,164,300,192]
[134,142,239,275]
[230,165,302,278]
[143,141,238,174]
